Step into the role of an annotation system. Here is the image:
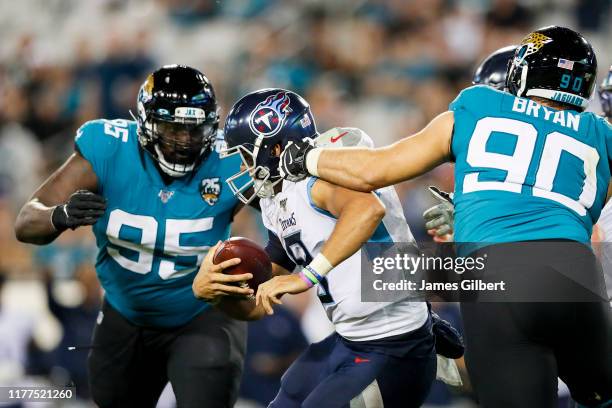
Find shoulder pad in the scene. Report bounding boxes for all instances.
[449,85,498,112]
[75,119,135,169]
[76,119,134,148]
[315,127,375,148]
[594,114,612,131]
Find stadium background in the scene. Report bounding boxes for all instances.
[0,0,609,406]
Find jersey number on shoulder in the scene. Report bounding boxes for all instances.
[283,231,334,304]
[103,119,129,142]
[106,209,213,280]
[464,117,599,216]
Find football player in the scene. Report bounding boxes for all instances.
[280,26,612,408]
[599,66,612,123]
[592,66,612,303]
[472,45,518,90]
[219,89,438,407]
[15,65,257,407]
[424,45,517,242]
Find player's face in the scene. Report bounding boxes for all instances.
[239,152,255,174]
[154,121,212,165]
[221,141,279,203]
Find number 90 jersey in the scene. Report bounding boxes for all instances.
[75,119,241,328]
[451,85,612,244]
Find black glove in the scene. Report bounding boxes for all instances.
[51,190,107,231]
[279,139,315,182]
[430,310,464,359]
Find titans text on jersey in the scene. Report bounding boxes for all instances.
[76,119,241,327]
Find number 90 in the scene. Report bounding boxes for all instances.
[560,74,582,92]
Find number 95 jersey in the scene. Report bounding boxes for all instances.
[75,119,241,328]
[451,85,612,243]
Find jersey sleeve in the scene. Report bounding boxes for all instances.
[448,85,498,161]
[265,229,296,272]
[302,177,336,219]
[314,127,375,148]
[74,119,122,188]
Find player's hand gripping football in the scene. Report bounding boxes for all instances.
[423,186,454,243]
[51,190,107,231]
[255,274,310,315]
[279,139,316,182]
[193,242,254,304]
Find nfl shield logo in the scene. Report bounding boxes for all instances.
[158,189,174,203]
[200,177,221,206]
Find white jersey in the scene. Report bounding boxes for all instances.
[260,128,428,341]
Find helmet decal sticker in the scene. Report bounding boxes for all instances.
[248,92,293,138]
[517,32,552,61]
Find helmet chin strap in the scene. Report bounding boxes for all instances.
[517,64,528,97]
[249,133,280,198]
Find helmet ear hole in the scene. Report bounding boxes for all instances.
[271,143,282,158]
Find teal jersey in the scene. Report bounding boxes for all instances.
[450,85,612,244]
[75,119,241,327]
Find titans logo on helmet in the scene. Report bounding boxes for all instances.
[248,91,293,137]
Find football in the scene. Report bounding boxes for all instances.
[213,237,272,294]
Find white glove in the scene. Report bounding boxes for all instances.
[423,186,454,242]
[436,355,463,387]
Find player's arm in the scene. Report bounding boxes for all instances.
[256,180,386,314]
[311,179,386,265]
[14,151,105,245]
[281,111,454,192]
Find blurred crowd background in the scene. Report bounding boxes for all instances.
[0,0,609,406]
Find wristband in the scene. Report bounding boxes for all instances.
[308,253,333,277]
[50,205,68,232]
[298,271,316,288]
[302,266,320,284]
[299,254,334,288]
[306,148,323,177]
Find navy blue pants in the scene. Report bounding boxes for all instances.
[269,318,436,408]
